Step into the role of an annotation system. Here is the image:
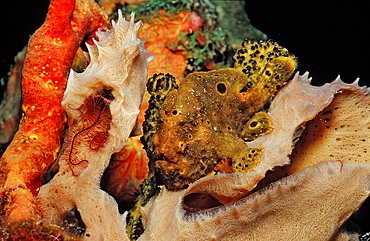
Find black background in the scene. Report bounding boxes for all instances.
[246,1,370,86]
[1,0,49,78]
[1,1,370,87]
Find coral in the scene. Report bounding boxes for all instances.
[101,136,149,212]
[0,219,79,241]
[211,0,267,47]
[1,0,370,240]
[141,161,370,241]
[138,73,370,241]
[37,11,152,240]
[289,87,370,173]
[99,1,267,214]
[120,0,192,20]
[0,0,108,225]
[137,10,194,80]
[126,40,370,240]
[119,0,240,75]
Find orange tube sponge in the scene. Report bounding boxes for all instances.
[0,0,107,224]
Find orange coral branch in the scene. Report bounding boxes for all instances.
[0,0,108,224]
[139,10,193,80]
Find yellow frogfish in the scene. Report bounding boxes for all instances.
[145,39,297,189]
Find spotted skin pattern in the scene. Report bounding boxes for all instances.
[126,73,178,241]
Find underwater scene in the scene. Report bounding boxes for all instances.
[0,1,370,240]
